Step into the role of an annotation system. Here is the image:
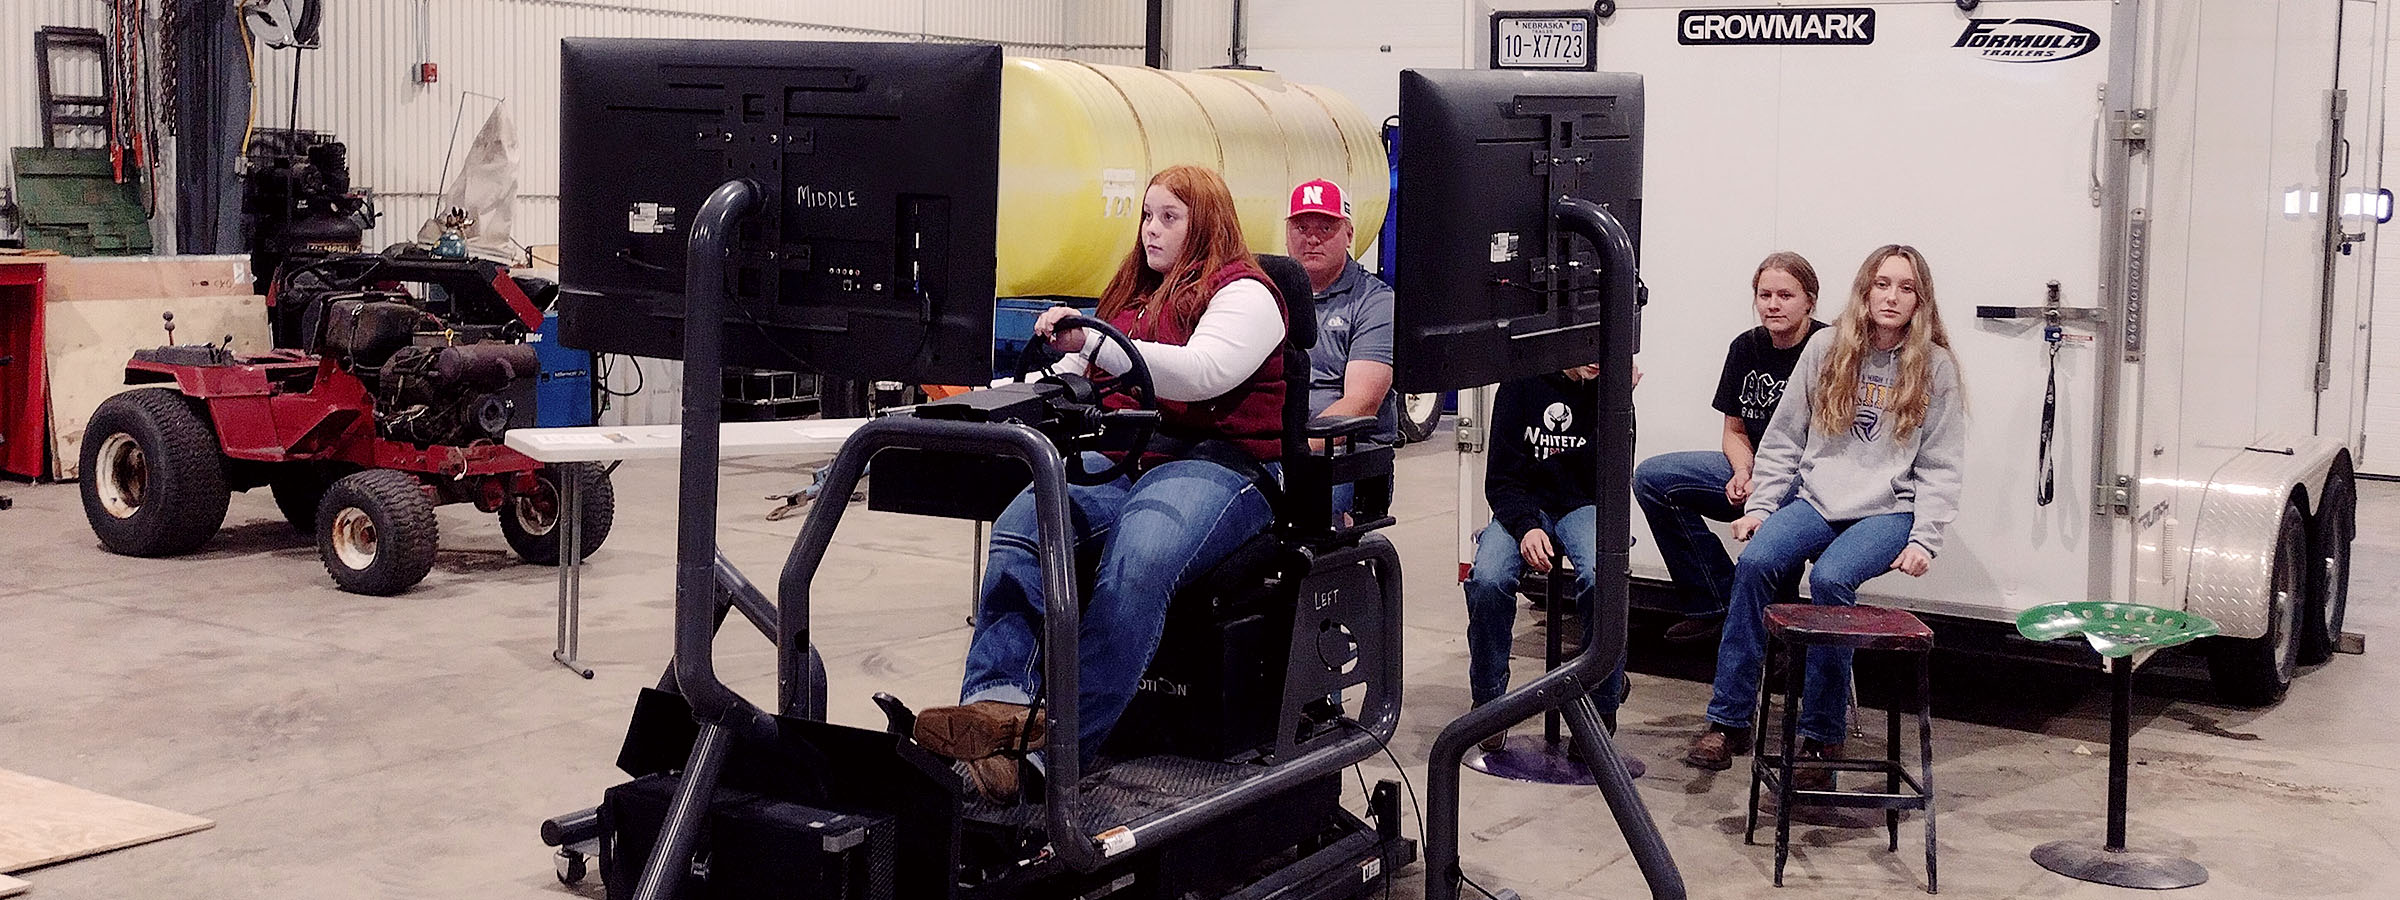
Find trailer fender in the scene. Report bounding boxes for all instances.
[2185,434,2347,639]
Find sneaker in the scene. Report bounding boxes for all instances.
[1682,725,1751,770]
[1479,730,1508,753]
[1662,615,1722,644]
[1793,739,1842,792]
[914,700,1047,761]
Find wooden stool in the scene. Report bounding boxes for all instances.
[1746,603,1936,893]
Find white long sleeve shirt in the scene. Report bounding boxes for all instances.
[1048,279,1284,402]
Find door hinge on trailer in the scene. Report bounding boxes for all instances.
[2094,475,2132,517]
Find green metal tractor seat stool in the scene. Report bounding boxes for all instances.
[1746,603,1937,893]
[2015,601,2220,890]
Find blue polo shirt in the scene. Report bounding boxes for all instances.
[1306,258,1399,445]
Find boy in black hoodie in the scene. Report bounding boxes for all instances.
[1461,363,1629,750]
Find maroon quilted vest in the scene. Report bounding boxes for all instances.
[1099,261,1286,462]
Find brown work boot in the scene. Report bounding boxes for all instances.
[1661,615,1722,644]
[914,700,1047,761]
[1479,730,1508,753]
[1682,725,1751,770]
[960,754,1025,804]
[1793,739,1843,792]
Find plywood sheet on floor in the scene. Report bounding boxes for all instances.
[0,769,213,873]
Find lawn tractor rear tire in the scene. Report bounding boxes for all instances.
[500,463,616,565]
[79,388,230,557]
[317,469,440,596]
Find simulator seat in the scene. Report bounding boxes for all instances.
[942,254,1410,892]
[1109,253,1399,765]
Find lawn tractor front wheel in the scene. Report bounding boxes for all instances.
[499,464,616,565]
[316,469,440,596]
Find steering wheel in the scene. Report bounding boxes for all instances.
[1014,313,1159,485]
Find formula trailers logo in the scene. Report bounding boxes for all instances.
[1679,8,1874,46]
[1954,18,2100,63]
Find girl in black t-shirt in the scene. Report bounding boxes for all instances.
[1633,251,1827,643]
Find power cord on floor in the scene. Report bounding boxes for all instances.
[1339,715,1518,900]
[1345,757,1395,900]
[1337,715,1427,900]
[1459,871,1506,900]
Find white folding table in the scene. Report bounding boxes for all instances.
[506,419,866,677]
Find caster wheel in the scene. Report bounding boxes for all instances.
[554,848,588,885]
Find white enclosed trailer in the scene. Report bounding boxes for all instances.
[1451,0,2383,704]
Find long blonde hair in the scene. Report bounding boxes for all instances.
[1811,245,1954,440]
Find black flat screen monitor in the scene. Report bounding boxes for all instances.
[555,39,1002,385]
[1391,68,1643,394]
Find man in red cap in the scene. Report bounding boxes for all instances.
[1284,178,1398,516]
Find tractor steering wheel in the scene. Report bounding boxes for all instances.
[1014,313,1158,486]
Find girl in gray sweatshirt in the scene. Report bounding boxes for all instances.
[1683,244,1966,773]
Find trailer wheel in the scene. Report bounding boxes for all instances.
[79,388,230,557]
[2208,501,2306,706]
[499,464,616,565]
[1398,392,1444,444]
[2300,457,2355,665]
[316,469,439,596]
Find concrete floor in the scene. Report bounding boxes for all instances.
[2,437,2396,899]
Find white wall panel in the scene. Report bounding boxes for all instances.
[1248,0,1461,127]
[2366,19,2400,474]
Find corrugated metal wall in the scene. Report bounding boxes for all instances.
[237,0,1143,253]
[6,1,1154,425]
[3,0,177,246]
[1166,0,1234,69]
[225,0,1145,425]
[3,1,111,158]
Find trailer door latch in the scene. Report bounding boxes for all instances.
[2109,109,2153,145]
[2093,475,2132,516]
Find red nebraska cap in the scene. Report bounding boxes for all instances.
[1287,179,1351,221]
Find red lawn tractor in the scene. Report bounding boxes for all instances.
[77,252,614,595]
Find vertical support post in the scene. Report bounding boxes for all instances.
[631,724,732,900]
[1144,0,1164,68]
[2106,656,2132,852]
[1422,198,1682,900]
[1544,562,1563,744]
[669,178,767,729]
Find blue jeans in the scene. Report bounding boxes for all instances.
[962,453,1276,763]
[1462,508,1626,713]
[1633,450,1745,616]
[1704,501,1913,745]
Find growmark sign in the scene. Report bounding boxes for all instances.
[1677,8,1875,46]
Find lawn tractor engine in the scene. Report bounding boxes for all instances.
[316,289,537,445]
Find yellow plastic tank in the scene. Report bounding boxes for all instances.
[996,59,1389,300]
